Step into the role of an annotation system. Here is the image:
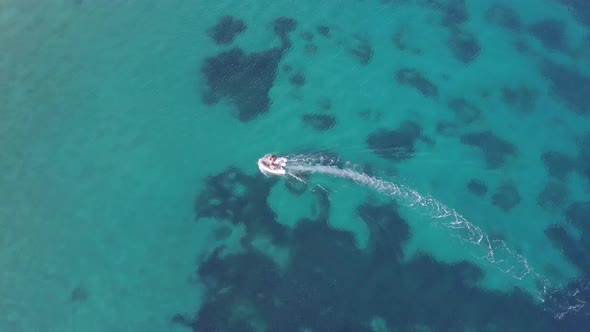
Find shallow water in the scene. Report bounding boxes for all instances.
[1,0,590,331]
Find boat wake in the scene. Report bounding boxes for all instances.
[280,154,589,320]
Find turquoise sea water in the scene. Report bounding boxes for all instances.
[2,0,590,331]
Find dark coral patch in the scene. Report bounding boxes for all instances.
[537,181,568,211]
[192,223,369,332]
[201,47,284,122]
[304,43,318,55]
[529,19,567,52]
[491,182,521,212]
[302,114,336,131]
[189,230,558,331]
[290,72,306,87]
[309,189,331,223]
[213,226,232,240]
[194,167,268,223]
[514,39,530,53]
[300,30,314,42]
[484,4,522,30]
[562,201,590,270]
[367,121,422,162]
[284,175,309,195]
[194,167,288,242]
[357,201,410,260]
[545,225,590,273]
[393,29,408,50]
[171,314,193,328]
[467,178,487,196]
[317,25,331,38]
[201,17,297,122]
[359,109,371,120]
[447,29,481,64]
[576,132,590,180]
[349,35,374,65]
[566,201,590,229]
[441,0,469,26]
[207,16,247,45]
[542,60,590,115]
[420,135,436,147]
[541,150,575,179]
[448,98,481,123]
[460,131,517,169]
[562,201,590,276]
[395,68,438,98]
[273,16,297,47]
[70,287,88,302]
[558,0,590,28]
[274,17,297,35]
[501,85,537,113]
[393,27,422,54]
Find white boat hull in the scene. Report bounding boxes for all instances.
[258,155,287,176]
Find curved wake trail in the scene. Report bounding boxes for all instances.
[285,161,589,318]
[287,164,534,279]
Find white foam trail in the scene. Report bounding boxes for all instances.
[288,164,534,279]
[284,161,590,319]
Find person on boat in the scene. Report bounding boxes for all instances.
[268,154,278,170]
